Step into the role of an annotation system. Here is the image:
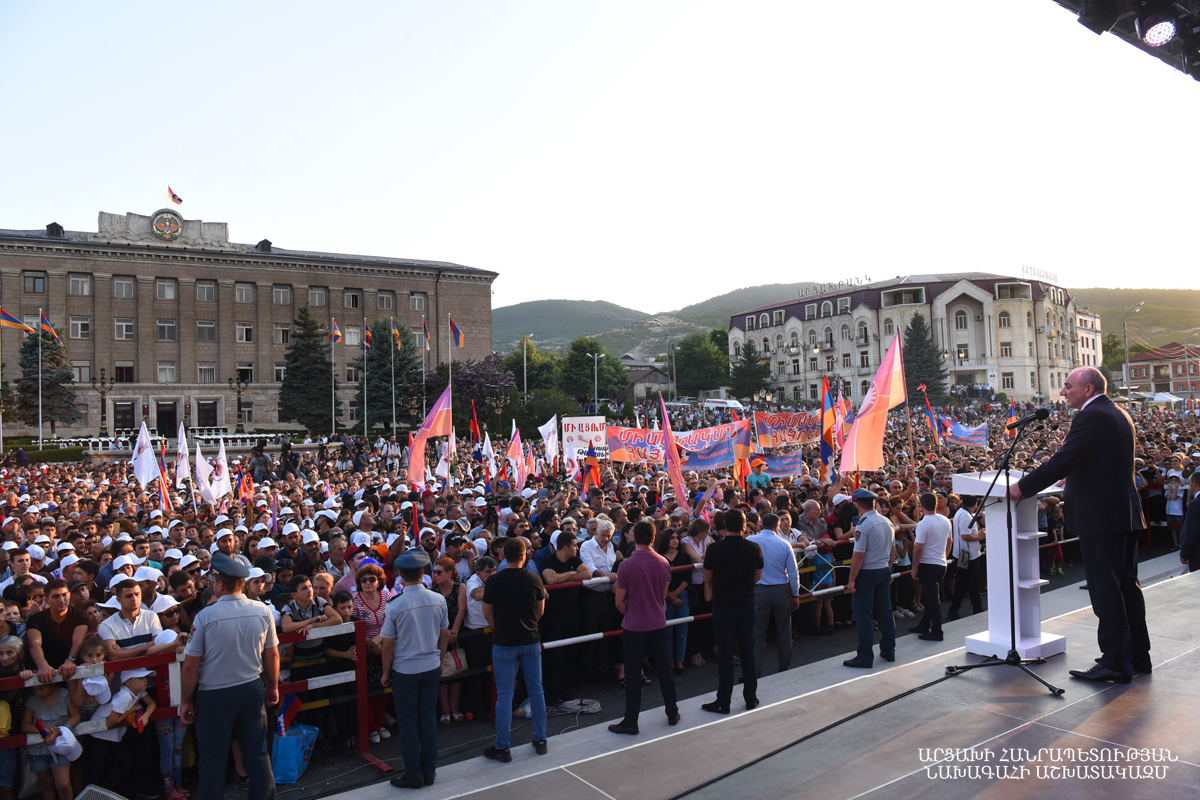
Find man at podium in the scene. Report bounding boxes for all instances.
[1008,367,1149,685]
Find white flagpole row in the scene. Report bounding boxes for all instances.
[37,307,43,451]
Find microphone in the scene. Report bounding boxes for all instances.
[1006,407,1050,431]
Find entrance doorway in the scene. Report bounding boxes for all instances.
[113,403,134,432]
[157,402,177,438]
[197,401,218,428]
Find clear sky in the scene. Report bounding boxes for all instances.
[2,1,1196,314]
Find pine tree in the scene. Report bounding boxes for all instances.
[352,318,424,435]
[16,328,80,437]
[728,339,772,399]
[278,305,341,434]
[902,313,948,405]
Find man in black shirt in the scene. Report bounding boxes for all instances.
[482,538,548,762]
[702,509,763,714]
[539,532,590,706]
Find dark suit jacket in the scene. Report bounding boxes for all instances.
[1181,494,1200,569]
[1017,395,1145,538]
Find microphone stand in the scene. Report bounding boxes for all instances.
[945,419,1064,696]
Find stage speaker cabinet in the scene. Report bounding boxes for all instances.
[951,470,1066,660]
[75,786,132,800]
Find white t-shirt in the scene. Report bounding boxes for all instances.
[952,508,982,561]
[90,686,144,742]
[464,574,488,629]
[914,514,951,566]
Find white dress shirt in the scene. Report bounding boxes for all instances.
[579,538,617,593]
[746,530,799,596]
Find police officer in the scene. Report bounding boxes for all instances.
[180,552,279,800]
[843,488,896,668]
[381,549,449,789]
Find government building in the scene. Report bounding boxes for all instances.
[0,209,496,437]
[727,273,1102,406]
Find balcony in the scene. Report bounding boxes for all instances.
[820,341,835,351]
[855,335,871,346]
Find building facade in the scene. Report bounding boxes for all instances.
[727,273,1101,405]
[0,210,496,436]
[1123,343,1200,398]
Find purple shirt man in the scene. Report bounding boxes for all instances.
[616,548,671,631]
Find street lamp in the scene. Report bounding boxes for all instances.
[586,352,603,413]
[523,335,532,405]
[484,383,506,433]
[228,375,249,433]
[91,368,116,438]
[1122,300,1145,404]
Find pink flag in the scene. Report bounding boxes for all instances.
[658,393,690,515]
[505,429,525,493]
[839,336,907,473]
[411,385,453,491]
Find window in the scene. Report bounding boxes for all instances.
[860,350,869,367]
[810,384,819,401]
[197,321,216,342]
[237,363,254,383]
[884,318,894,336]
[115,361,135,383]
[198,363,216,383]
[775,334,784,351]
[1054,343,1060,358]
[1028,342,1034,356]
[310,287,327,307]
[809,358,818,371]
[114,318,135,340]
[23,315,37,334]
[955,310,968,330]
[242,403,254,424]
[745,316,755,331]
[378,292,394,310]
[759,313,770,328]
[824,327,833,346]
[346,366,361,382]
[70,360,90,382]
[1027,311,1033,328]
[157,319,176,341]
[773,310,784,325]
[74,404,89,427]
[156,279,176,300]
[70,275,90,296]
[1001,342,1012,358]
[273,285,291,305]
[274,363,286,382]
[196,281,215,302]
[861,381,870,397]
[157,362,177,383]
[761,337,769,353]
[345,326,361,346]
[793,386,802,400]
[733,342,742,358]
[114,276,134,298]
[882,288,926,307]
[792,359,800,375]
[998,311,1010,328]
[957,345,970,361]
[840,324,851,341]
[409,293,425,311]
[1030,372,1036,388]
[805,304,817,320]
[1002,372,1014,390]
[236,322,253,343]
[24,271,45,293]
[808,330,817,345]
[777,361,787,375]
[826,355,836,371]
[837,298,851,314]
[344,290,360,309]
[235,283,253,303]
[274,324,290,344]
[842,353,851,368]
[821,301,833,317]
[857,322,868,342]
[70,316,90,339]
[790,332,800,348]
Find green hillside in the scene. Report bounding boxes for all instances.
[673,282,821,328]
[1070,288,1200,348]
[493,300,649,352]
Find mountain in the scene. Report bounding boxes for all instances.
[1070,288,1200,349]
[492,300,650,353]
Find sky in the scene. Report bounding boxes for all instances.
[2,1,1198,315]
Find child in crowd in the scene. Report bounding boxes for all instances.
[22,679,81,800]
[87,668,157,794]
[810,536,836,636]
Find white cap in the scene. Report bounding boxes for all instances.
[301,531,320,545]
[81,675,111,705]
[120,667,155,682]
[58,553,80,570]
[27,545,45,562]
[318,509,338,522]
[323,497,341,509]
[216,528,234,540]
[253,522,269,532]
[149,509,163,519]
[257,537,278,550]
[279,507,295,517]
[352,510,367,527]
[522,488,535,498]
[213,515,231,526]
[832,493,852,506]
[179,554,199,570]
[133,566,163,583]
[111,553,141,571]
[350,532,371,548]
[164,548,183,560]
[34,535,51,545]
[246,567,266,580]
[154,629,179,646]
[149,594,178,613]
[0,542,17,552]
[282,522,300,537]
[116,533,133,542]
[99,596,122,610]
[109,574,133,590]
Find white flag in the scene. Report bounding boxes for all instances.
[538,415,559,466]
[175,423,190,490]
[210,440,234,500]
[130,423,160,490]
[194,443,216,505]
[481,433,497,480]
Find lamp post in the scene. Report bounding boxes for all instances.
[1122,300,1145,404]
[523,334,533,405]
[228,375,249,433]
[91,368,116,439]
[586,352,602,413]
[484,383,506,433]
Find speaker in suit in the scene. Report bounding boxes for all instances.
[1180,473,1200,573]
[1010,368,1149,683]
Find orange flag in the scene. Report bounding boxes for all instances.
[839,336,906,473]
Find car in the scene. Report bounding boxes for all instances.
[701,398,745,411]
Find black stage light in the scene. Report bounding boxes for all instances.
[1135,4,1179,47]
[1078,0,1121,35]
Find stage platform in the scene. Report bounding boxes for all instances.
[336,559,1199,800]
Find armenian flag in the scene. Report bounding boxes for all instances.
[924,393,941,447]
[1006,401,1018,439]
[391,319,401,351]
[156,463,174,513]
[363,327,372,351]
[168,185,183,205]
[423,318,430,351]
[330,320,342,343]
[40,313,61,346]
[581,443,602,495]
[469,400,482,444]
[449,317,465,348]
[819,376,836,484]
[0,308,34,334]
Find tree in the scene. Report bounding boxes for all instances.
[0,363,15,425]
[557,337,629,401]
[500,337,559,395]
[674,332,729,396]
[16,328,80,436]
[351,318,425,435]
[1098,362,1116,396]
[728,339,771,399]
[278,305,341,434]
[708,328,729,354]
[510,388,583,441]
[902,313,948,405]
[425,353,516,435]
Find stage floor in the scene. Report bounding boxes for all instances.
[340,564,1200,800]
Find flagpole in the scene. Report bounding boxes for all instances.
[362,315,368,442]
[421,315,427,419]
[390,317,397,439]
[37,308,43,451]
[903,400,917,475]
[331,317,337,439]
[1,327,5,458]
[447,313,452,390]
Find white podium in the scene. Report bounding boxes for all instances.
[951,471,1066,660]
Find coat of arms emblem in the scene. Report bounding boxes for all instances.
[151,211,183,241]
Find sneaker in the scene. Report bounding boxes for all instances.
[378,727,391,740]
[893,610,905,619]
[484,746,512,763]
[369,732,381,744]
[532,739,548,755]
[903,609,916,618]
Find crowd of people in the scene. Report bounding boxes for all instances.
[0,383,1194,797]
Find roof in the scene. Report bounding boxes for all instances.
[627,367,670,383]
[1129,342,1200,363]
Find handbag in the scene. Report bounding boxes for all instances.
[271,723,319,784]
[956,543,970,570]
[441,647,469,677]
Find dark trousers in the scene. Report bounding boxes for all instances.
[948,557,984,615]
[391,667,440,781]
[713,603,757,706]
[1080,531,1150,674]
[852,568,895,664]
[83,736,131,791]
[196,680,274,800]
[753,584,793,677]
[620,628,678,726]
[579,590,616,677]
[915,563,946,634]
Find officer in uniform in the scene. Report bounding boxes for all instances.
[843,488,896,668]
[181,552,280,800]
[380,549,449,789]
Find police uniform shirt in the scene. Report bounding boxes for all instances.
[184,594,278,690]
[853,509,895,570]
[380,584,448,675]
[98,608,163,651]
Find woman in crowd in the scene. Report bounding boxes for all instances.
[653,527,691,675]
[431,557,468,723]
[351,563,392,743]
[681,518,711,668]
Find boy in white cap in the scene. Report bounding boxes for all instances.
[87,667,158,793]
